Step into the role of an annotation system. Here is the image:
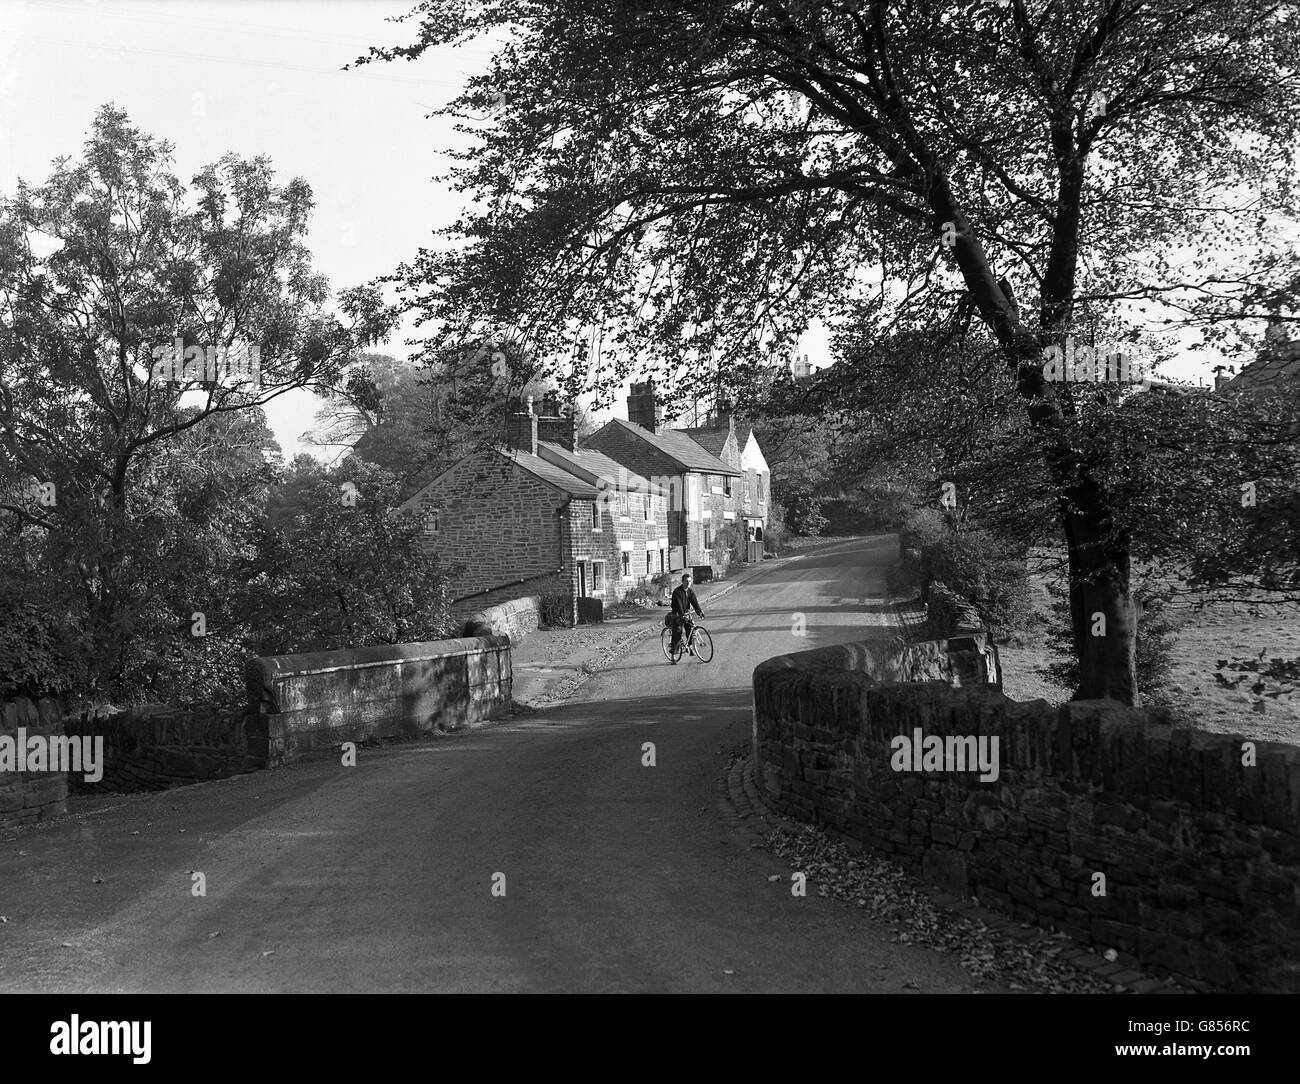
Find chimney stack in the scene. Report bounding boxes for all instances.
[627,379,662,433]
[536,394,576,451]
[506,395,538,456]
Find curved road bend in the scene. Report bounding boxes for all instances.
[0,535,996,993]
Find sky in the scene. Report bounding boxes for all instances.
[1,0,500,457]
[0,0,1237,461]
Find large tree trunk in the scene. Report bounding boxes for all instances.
[1014,340,1139,705]
[1061,483,1138,704]
[925,181,1138,704]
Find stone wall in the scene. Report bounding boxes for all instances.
[63,704,257,794]
[246,635,512,767]
[0,697,68,827]
[926,581,986,639]
[752,638,1300,992]
[462,596,540,643]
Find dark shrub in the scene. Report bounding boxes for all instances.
[921,529,1033,636]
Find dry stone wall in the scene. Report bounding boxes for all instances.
[753,639,1300,992]
[0,697,68,826]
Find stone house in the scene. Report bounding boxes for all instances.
[534,440,671,602]
[401,395,669,625]
[583,380,769,576]
[679,406,772,562]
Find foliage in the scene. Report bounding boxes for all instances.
[245,459,454,656]
[0,595,78,701]
[921,528,1034,638]
[0,105,385,701]
[783,488,828,537]
[359,0,1300,705]
[762,497,789,554]
[711,515,749,567]
[539,594,572,628]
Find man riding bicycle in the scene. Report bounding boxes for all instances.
[668,573,704,662]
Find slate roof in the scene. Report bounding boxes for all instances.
[1225,341,1300,395]
[608,418,741,475]
[494,447,601,498]
[677,425,731,460]
[537,441,666,496]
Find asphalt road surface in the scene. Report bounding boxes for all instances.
[0,535,990,993]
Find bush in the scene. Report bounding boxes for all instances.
[784,489,828,536]
[0,598,77,700]
[720,517,751,566]
[763,500,789,553]
[622,582,659,605]
[539,593,573,627]
[898,505,950,553]
[921,528,1033,636]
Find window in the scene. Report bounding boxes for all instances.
[645,550,652,574]
[591,500,601,532]
[659,549,666,573]
[643,495,653,522]
[704,524,713,550]
[619,491,629,518]
[723,475,732,497]
[621,551,631,578]
[422,509,440,535]
[592,561,606,592]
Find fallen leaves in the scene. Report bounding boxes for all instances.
[765,823,1121,994]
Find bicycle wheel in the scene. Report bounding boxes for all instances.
[661,627,681,661]
[691,627,714,663]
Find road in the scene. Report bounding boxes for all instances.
[0,535,989,993]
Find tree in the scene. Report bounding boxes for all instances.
[358,1,1300,704]
[247,458,455,655]
[308,345,584,497]
[303,353,454,491]
[0,105,390,699]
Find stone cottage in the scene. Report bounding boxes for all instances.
[582,380,769,577]
[401,395,669,625]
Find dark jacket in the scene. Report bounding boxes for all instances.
[671,584,703,618]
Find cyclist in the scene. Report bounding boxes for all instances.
[668,573,704,662]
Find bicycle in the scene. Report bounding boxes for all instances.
[660,616,714,663]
